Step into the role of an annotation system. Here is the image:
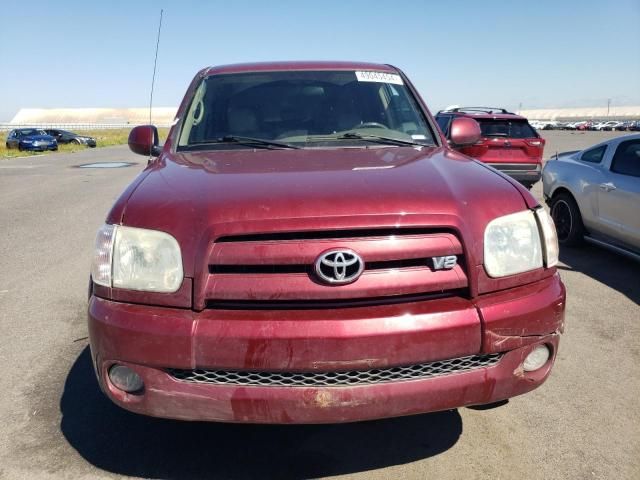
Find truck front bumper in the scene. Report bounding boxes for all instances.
[88,274,565,424]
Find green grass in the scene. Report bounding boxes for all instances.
[0,128,170,159]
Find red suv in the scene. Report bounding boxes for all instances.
[88,62,564,424]
[436,108,545,189]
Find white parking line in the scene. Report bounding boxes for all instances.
[1,154,43,160]
[0,165,42,169]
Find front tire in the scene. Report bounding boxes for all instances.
[550,192,584,246]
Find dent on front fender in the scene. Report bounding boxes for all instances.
[474,274,565,354]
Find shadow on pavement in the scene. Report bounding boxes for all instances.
[558,243,640,305]
[61,348,462,479]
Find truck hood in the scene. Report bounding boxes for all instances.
[117,146,529,276]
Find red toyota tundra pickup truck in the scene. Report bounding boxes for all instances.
[88,61,565,423]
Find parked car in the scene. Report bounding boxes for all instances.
[629,121,640,131]
[604,121,622,131]
[531,120,559,130]
[564,120,587,131]
[44,129,96,147]
[436,107,545,189]
[543,134,640,260]
[5,128,57,151]
[594,121,618,131]
[88,61,564,424]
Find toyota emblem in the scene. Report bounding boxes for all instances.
[314,249,364,285]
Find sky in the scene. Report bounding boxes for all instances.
[0,0,639,121]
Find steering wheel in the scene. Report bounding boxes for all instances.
[355,122,389,130]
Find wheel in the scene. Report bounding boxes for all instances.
[18,144,23,151]
[71,138,81,145]
[5,142,9,149]
[550,192,584,246]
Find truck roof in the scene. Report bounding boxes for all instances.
[206,61,397,76]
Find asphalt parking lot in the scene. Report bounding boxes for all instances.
[0,131,638,480]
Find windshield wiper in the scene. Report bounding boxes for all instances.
[335,132,429,147]
[188,135,299,150]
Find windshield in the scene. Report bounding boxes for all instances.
[178,70,435,150]
[476,119,537,139]
[18,129,46,136]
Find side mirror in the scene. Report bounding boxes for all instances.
[128,125,162,156]
[449,117,481,147]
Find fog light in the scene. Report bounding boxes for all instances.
[109,364,144,393]
[523,345,550,372]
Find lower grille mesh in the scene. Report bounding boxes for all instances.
[167,353,502,387]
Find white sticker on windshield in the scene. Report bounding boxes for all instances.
[355,71,404,85]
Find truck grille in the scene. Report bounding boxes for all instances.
[199,228,469,309]
[168,353,501,387]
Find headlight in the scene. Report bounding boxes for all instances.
[534,207,559,268]
[91,224,116,287]
[22,139,33,143]
[91,224,183,292]
[484,210,543,277]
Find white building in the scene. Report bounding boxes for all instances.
[8,107,176,128]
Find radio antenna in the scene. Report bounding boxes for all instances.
[149,9,163,151]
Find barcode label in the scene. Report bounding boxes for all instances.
[355,71,404,85]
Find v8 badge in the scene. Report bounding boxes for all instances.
[432,255,457,270]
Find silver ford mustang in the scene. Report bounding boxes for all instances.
[542,133,640,260]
